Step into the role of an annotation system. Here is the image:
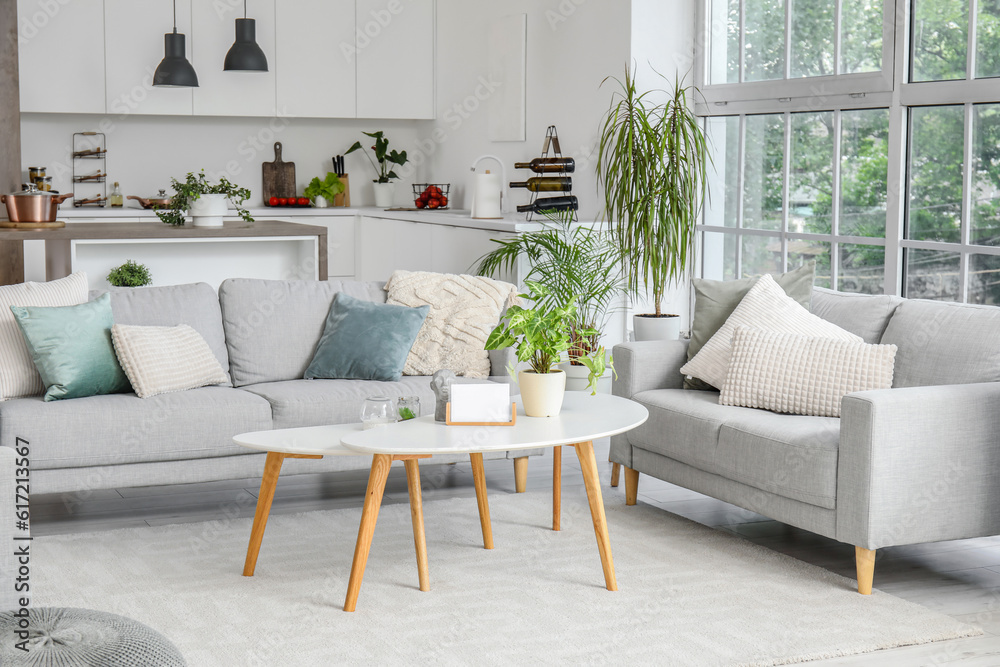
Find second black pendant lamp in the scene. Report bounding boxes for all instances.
[153,0,198,88]
[224,0,268,72]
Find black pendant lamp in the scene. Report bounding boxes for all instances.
[224,0,268,72]
[153,0,198,88]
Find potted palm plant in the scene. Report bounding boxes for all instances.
[346,131,408,208]
[597,68,710,340]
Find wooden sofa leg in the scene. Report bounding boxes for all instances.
[513,456,528,493]
[610,461,620,487]
[855,546,876,595]
[624,467,639,506]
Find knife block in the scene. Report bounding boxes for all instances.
[334,174,351,207]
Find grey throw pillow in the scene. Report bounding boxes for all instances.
[684,261,816,391]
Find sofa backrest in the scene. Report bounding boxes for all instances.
[879,299,1000,388]
[219,278,387,387]
[811,287,903,343]
[96,283,232,384]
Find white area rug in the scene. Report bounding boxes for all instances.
[32,491,977,666]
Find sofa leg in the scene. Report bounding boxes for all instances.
[610,461,620,487]
[624,467,638,506]
[513,456,528,493]
[855,546,876,595]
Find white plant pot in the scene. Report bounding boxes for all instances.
[373,182,395,208]
[518,369,566,417]
[633,313,681,341]
[189,194,228,227]
[312,195,330,208]
[559,361,612,394]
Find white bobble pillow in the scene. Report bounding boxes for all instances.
[112,324,228,399]
[720,326,897,417]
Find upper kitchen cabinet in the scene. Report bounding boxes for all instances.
[17,0,105,114]
[355,0,434,119]
[105,0,193,116]
[191,0,276,117]
[276,0,356,118]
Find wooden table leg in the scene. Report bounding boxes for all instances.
[403,459,430,592]
[553,446,562,531]
[574,440,618,591]
[470,453,494,549]
[243,452,285,577]
[344,453,393,612]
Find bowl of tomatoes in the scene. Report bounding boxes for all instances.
[413,184,449,210]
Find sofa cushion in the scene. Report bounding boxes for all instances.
[219,278,386,387]
[111,324,229,399]
[880,299,1000,387]
[628,388,839,509]
[811,287,903,343]
[0,387,272,469]
[97,283,232,385]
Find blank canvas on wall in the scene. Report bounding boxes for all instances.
[488,14,527,142]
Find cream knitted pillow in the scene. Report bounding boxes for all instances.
[680,274,862,389]
[720,326,897,417]
[112,324,228,399]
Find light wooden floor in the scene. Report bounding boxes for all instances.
[29,441,1000,665]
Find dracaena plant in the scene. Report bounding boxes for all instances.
[346,131,409,183]
[484,282,612,394]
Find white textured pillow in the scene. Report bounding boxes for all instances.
[720,326,897,417]
[111,324,228,399]
[0,272,89,400]
[385,270,518,378]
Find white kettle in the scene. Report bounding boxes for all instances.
[470,155,505,219]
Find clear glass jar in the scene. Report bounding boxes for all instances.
[396,396,420,421]
[360,396,396,430]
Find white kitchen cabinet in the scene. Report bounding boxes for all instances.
[355,0,434,119]
[104,0,193,116]
[191,0,276,117]
[17,0,105,114]
[276,0,356,118]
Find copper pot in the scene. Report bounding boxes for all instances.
[127,190,173,209]
[1,185,73,222]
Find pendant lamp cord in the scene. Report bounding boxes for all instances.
[172,0,177,31]
[244,0,247,19]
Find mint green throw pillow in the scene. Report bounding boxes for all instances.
[11,293,131,401]
[305,293,429,382]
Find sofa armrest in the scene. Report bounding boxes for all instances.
[488,347,516,384]
[836,382,1000,550]
[612,340,689,399]
[0,446,21,610]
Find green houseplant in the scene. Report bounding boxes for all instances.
[107,260,151,287]
[346,131,408,208]
[304,172,345,208]
[157,171,253,228]
[597,68,710,340]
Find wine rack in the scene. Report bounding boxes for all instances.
[72,131,107,208]
[513,125,578,222]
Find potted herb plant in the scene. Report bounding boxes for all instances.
[107,260,152,287]
[597,69,710,340]
[476,211,624,392]
[304,172,345,208]
[485,282,608,417]
[346,131,408,208]
[157,170,253,228]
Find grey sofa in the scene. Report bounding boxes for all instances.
[611,286,1000,594]
[0,278,534,496]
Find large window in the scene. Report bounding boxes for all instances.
[696,0,1000,304]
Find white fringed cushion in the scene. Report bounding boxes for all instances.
[720,326,897,417]
[111,324,228,399]
[385,270,518,378]
[0,272,89,400]
[680,274,862,389]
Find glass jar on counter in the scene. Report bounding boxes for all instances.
[28,167,45,184]
[38,177,53,192]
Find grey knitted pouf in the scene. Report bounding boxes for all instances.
[0,607,186,666]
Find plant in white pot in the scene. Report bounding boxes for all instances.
[485,282,608,417]
[345,130,408,208]
[597,69,710,340]
[157,171,253,228]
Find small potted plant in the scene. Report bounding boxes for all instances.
[157,170,253,228]
[346,131,408,208]
[107,260,152,287]
[485,282,609,417]
[304,172,345,208]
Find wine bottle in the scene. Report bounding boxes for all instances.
[509,177,572,192]
[514,157,576,173]
[516,196,578,213]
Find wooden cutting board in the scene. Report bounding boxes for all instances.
[262,141,296,201]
